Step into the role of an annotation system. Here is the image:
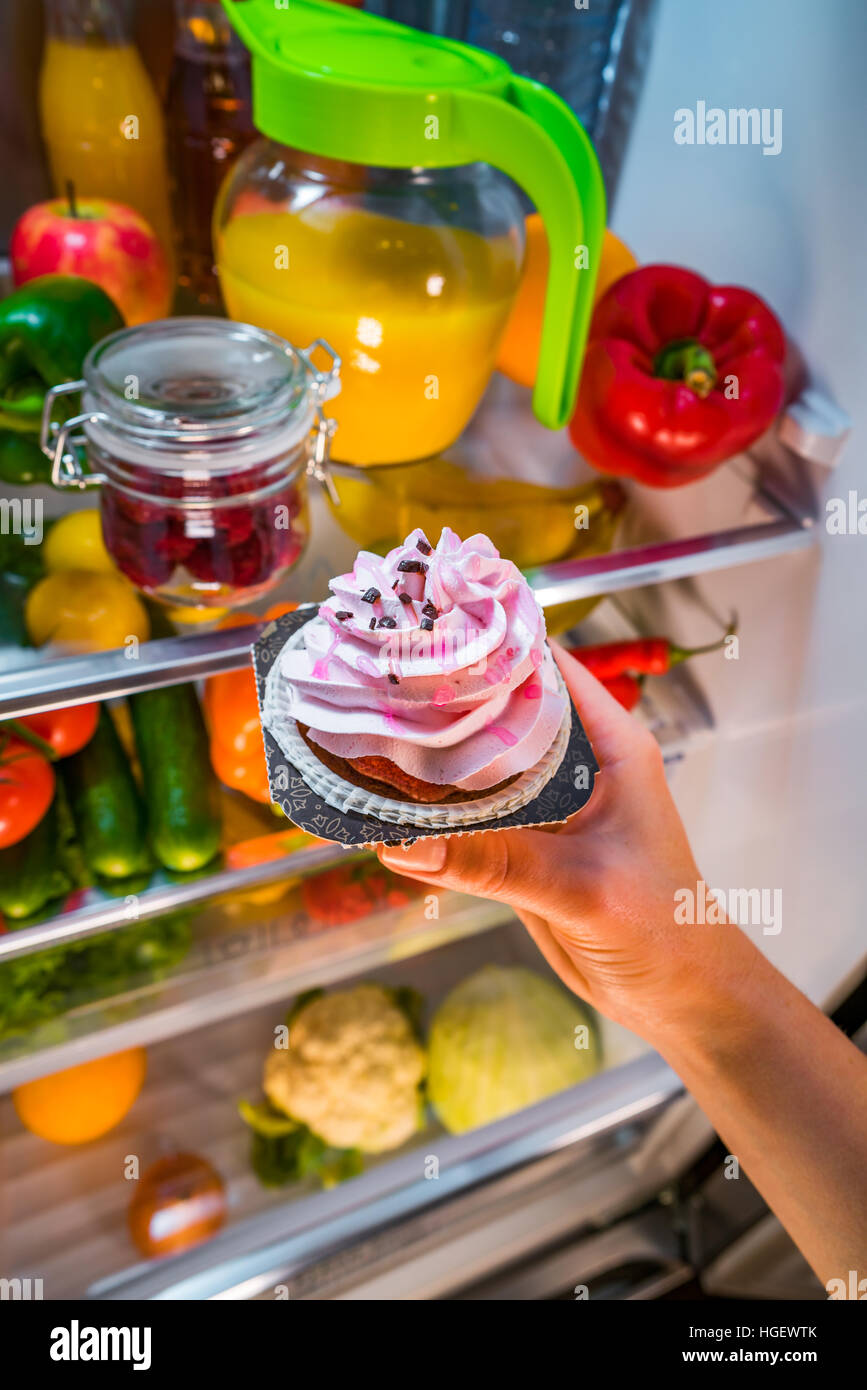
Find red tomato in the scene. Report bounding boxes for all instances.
[16,703,99,757]
[0,738,55,848]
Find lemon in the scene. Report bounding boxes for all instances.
[25,569,151,650]
[43,509,114,573]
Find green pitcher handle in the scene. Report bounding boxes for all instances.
[462,76,606,430]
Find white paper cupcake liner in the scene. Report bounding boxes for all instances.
[262,622,572,829]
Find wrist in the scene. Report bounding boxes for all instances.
[644,923,774,1070]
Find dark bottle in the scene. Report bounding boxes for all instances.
[165,0,256,313]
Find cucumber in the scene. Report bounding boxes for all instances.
[130,683,221,872]
[61,706,152,879]
[0,792,71,919]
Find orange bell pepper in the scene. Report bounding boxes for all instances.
[210,734,270,804]
[204,603,297,803]
[225,826,325,904]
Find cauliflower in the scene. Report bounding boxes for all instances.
[264,984,426,1154]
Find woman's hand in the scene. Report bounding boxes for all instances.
[381,642,867,1287]
[379,640,758,1050]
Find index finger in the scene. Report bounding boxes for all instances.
[549,638,646,770]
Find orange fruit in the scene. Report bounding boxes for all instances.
[13,1048,147,1145]
[592,227,640,306]
[496,217,639,389]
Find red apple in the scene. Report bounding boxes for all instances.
[11,191,172,326]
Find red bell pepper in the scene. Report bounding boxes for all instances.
[569,265,786,487]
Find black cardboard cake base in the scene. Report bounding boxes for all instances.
[253,607,600,848]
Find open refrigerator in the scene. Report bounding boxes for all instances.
[1,0,865,1302]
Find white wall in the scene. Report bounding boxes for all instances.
[611,0,867,1002]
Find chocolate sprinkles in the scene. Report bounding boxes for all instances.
[377,616,397,628]
[361,587,380,604]
[397,559,428,574]
[416,538,432,555]
[334,610,352,622]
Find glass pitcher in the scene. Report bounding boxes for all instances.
[216,148,525,465]
[215,0,605,467]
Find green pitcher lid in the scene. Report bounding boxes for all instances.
[221,0,606,431]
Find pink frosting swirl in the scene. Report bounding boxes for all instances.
[280,527,568,791]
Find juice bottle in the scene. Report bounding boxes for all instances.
[215,149,524,465]
[165,0,255,313]
[39,0,175,270]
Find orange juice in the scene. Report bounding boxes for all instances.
[216,203,521,465]
[39,37,175,269]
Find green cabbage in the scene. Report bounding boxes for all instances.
[428,965,600,1134]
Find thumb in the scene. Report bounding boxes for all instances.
[378,826,569,918]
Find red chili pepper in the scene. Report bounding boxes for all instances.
[569,265,786,487]
[602,673,643,710]
[570,621,735,681]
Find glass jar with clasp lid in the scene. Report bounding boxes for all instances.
[41,317,340,609]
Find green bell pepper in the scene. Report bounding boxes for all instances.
[0,430,51,486]
[0,275,123,482]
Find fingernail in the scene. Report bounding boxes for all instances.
[381,836,448,873]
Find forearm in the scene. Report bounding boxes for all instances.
[655,942,867,1287]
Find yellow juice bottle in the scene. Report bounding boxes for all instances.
[39,0,174,270]
[215,149,524,466]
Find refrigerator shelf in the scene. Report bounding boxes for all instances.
[0,648,713,1091]
[0,840,355,966]
[0,509,812,719]
[0,919,677,1301]
[0,649,713,974]
[0,886,514,1093]
[0,403,827,719]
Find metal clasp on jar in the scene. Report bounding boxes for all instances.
[40,379,109,490]
[298,338,342,507]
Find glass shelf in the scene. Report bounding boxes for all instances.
[0,878,513,1091]
[0,918,676,1301]
[0,375,838,721]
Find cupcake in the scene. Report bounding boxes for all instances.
[262,527,572,828]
